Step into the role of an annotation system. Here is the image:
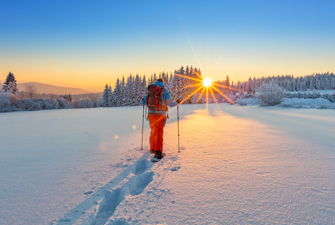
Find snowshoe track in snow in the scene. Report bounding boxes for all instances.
[54,151,180,225]
[54,152,154,225]
[128,172,154,196]
[133,159,149,175]
[91,171,154,224]
[92,188,125,225]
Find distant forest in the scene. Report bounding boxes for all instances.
[102,66,335,107]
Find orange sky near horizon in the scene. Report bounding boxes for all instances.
[1,53,334,92]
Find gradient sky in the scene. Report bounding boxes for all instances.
[1,0,334,90]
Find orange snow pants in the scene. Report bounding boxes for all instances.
[148,115,166,152]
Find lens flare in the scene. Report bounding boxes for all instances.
[203,78,212,87]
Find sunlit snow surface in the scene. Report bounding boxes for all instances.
[1,104,335,224]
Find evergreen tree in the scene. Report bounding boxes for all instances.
[134,74,142,105]
[331,77,335,89]
[225,75,230,94]
[108,85,113,106]
[124,75,135,106]
[120,76,126,106]
[141,75,147,100]
[102,84,110,107]
[3,72,18,94]
[112,78,121,107]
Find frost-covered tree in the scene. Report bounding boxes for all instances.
[102,84,110,107]
[141,75,147,99]
[73,98,94,108]
[256,81,285,106]
[124,75,135,106]
[60,94,72,103]
[331,77,335,89]
[95,97,103,107]
[3,72,18,94]
[108,85,113,106]
[112,78,121,107]
[134,74,142,105]
[120,76,126,106]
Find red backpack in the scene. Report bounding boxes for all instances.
[146,84,168,111]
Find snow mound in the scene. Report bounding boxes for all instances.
[280,98,335,109]
[235,97,259,106]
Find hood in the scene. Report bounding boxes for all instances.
[155,81,165,87]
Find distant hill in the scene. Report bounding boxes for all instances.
[17,82,91,95]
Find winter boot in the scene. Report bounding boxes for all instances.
[154,151,164,159]
[150,149,155,154]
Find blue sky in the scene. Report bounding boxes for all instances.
[0,0,334,89]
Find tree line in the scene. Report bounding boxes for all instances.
[2,68,334,112]
[102,67,335,107]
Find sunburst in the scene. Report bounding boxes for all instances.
[173,69,239,106]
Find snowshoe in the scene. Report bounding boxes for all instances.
[151,151,165,162]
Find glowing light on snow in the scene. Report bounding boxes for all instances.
[132,125,137,130]
[203,78,212,87]
[114,135,119,139]
[99,143,107,152]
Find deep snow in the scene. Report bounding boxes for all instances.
[1,104,335,224]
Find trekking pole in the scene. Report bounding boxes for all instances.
[141,105,145,150]
[177,105,180,152]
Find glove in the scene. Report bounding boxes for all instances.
[176,99,181,104]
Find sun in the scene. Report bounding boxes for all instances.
[203,78,212,87]
[173,69,239,106]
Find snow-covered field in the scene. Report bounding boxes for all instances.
[1,104,335,224]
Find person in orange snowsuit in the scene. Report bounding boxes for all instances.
[142,78,180,159]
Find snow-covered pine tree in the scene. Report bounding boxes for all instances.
[225,76,230,94]
[112,78,121,107]
[3,72,18,94]
[167,73,178,101]
[108,85,113,106]
[134,74,142,105]
[127,74,136,106]
[316,78,321,90]
[120,76,126,106]
[141,75,147,99]
[331,77,335,89]
[102,84,110,107]
[123,75,131,106]
[153,73,157,83]
[174,67,184,101]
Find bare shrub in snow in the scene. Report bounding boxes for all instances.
[72,98,93,108]
[24,83,38,98]
[256,81,285,106]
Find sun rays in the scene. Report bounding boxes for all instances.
[173,70,239,106]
